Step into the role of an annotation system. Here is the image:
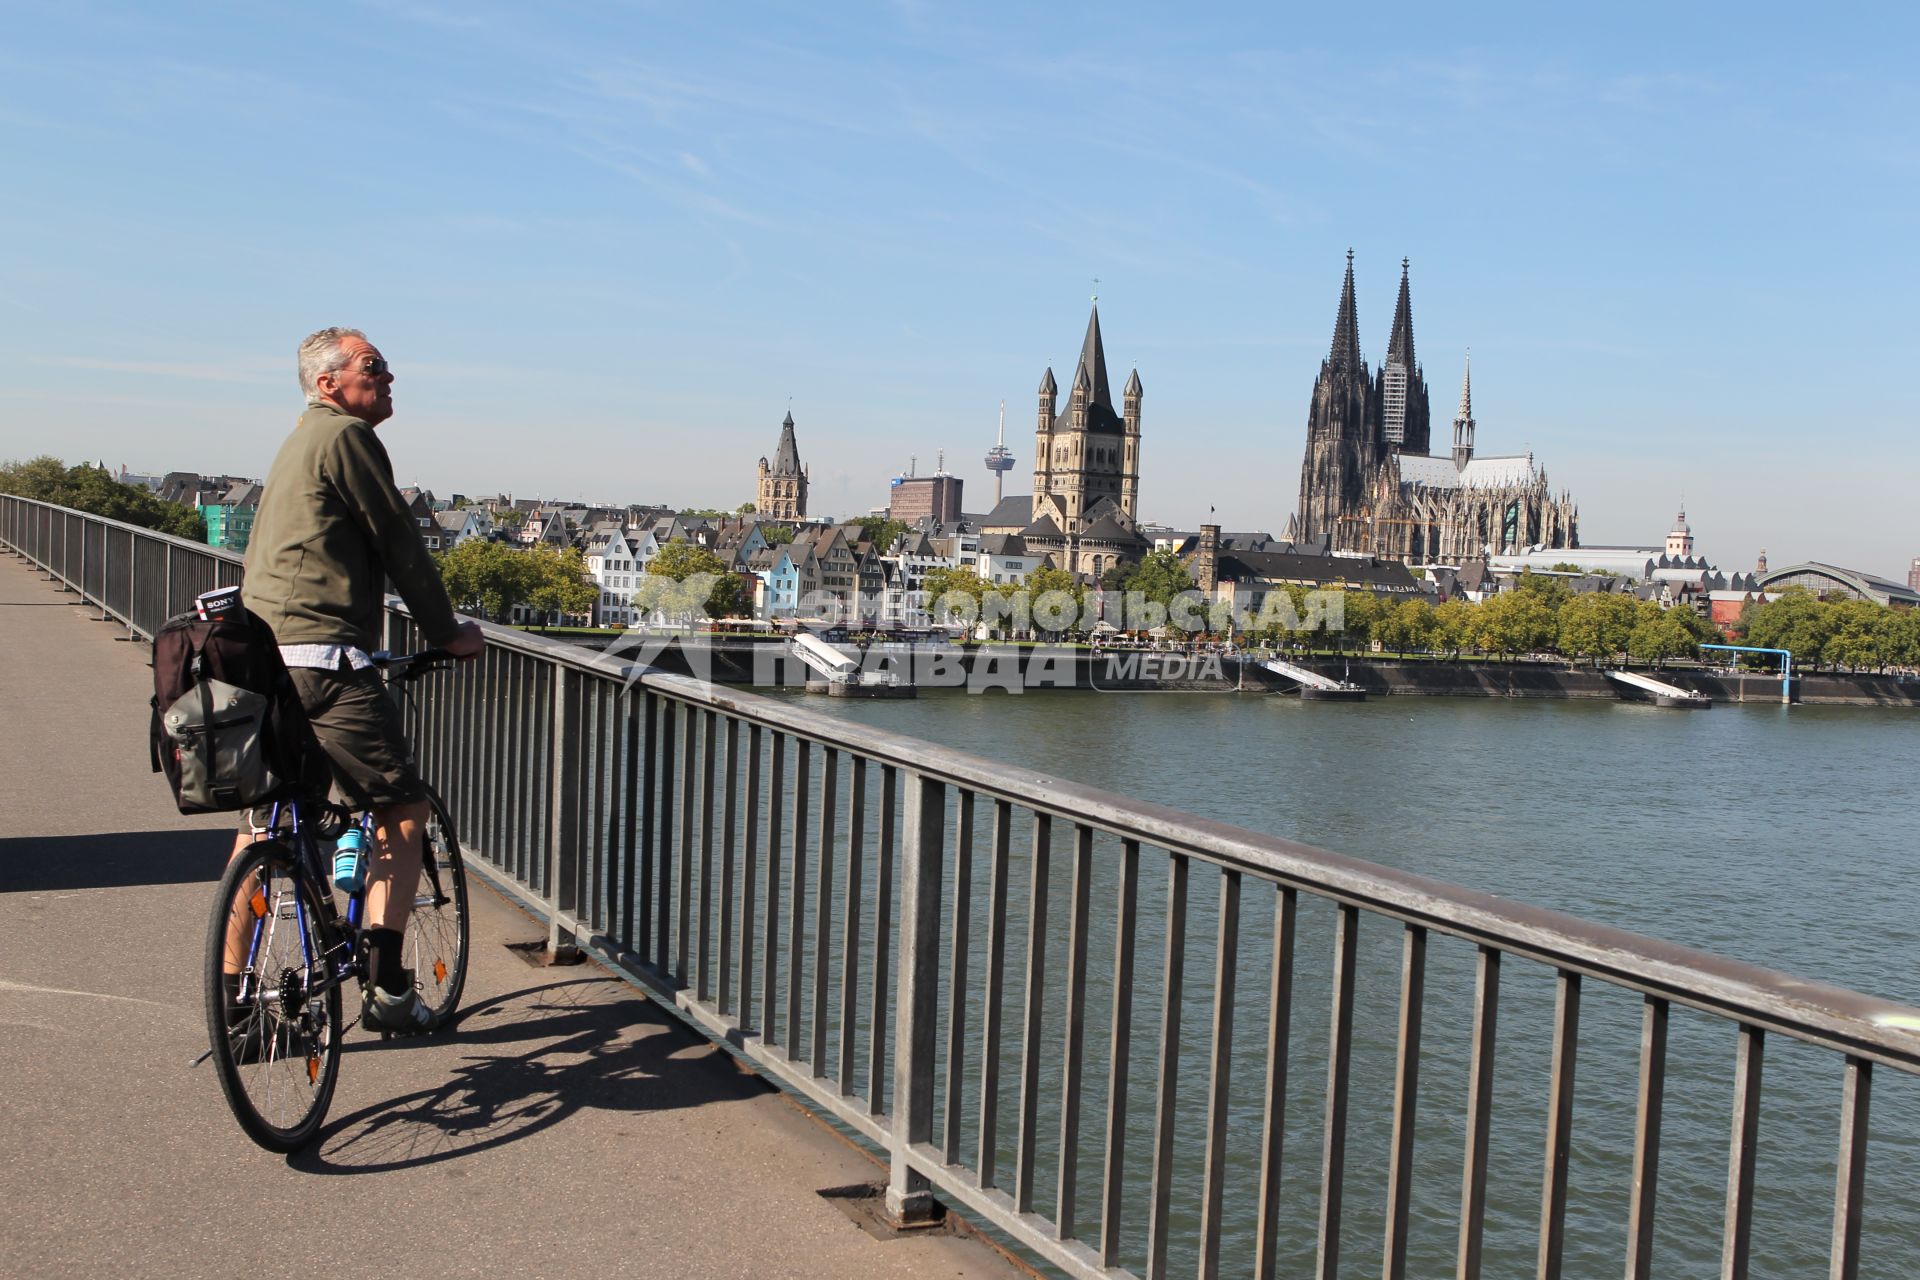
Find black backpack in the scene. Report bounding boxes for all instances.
[149,592,327,814]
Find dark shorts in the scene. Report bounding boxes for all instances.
[244,665,424,826]
[292,666,426,809]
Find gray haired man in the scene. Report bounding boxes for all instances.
[231,328,483,1033]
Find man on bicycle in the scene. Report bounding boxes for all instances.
[232,327,484,1034]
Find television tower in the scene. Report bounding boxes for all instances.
[984,399,1015,505]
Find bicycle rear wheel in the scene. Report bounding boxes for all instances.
[404,788,469,1027]
[204,840,344,1152]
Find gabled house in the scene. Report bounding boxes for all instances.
[431,508,490,551]
[523,507,579,550]
[758,544,811,618]
[853,547,886,623]
[200,481,261,553]
[976,533,1044,586]
[791,525,857,622]
[585,527,649,627]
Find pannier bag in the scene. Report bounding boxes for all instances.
[149,587,324,814]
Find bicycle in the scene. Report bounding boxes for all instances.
[198,650,471,1152]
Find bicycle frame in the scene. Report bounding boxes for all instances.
[233,800,367,1012]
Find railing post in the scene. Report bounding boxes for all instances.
[546,664,582,962]
[886,769,944,1225]
[126,530,138,637]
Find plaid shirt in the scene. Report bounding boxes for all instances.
[278,643,374,672]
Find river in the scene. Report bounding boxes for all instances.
[770,688,1920,1278]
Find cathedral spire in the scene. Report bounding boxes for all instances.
[1073,301,1113,409]
[1386,257,1415,368]
[1451,351,1475,470]
[1329,248,1363,372]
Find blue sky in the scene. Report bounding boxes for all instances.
[3,2,1914,578]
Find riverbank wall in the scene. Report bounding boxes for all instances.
[1279,659,1920,707]
[563,635,1920,706]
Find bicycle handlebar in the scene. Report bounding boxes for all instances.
[367,649,454,682]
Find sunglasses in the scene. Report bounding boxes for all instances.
[336,356,389,377]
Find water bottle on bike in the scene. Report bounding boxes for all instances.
[332,825,370,893]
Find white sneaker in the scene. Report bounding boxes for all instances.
[359,974,434,1035]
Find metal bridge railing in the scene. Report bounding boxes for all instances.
[7,491,1918,1280]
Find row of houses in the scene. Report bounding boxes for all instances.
[141,471,1901,636]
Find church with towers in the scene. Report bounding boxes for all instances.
[756,410,808,521]
[1290,252,1578,562]
[1022,301,1149,579]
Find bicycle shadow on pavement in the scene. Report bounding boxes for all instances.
[290,974,775,1174]
[0,828,231,893]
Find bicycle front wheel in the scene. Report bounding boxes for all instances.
[405,788,470,1027]
[204,840,344,1152]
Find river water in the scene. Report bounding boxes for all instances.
[774,688,1920,1278]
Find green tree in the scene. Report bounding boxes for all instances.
[760,524,796,547]
[1430,599,1475,658]
[637,539,745,625]
[438,539,535,621]
[855,516,909,552]
[1513,568,1572,612]
[525,547,600,626]
[1124,547,1193,609]
[920,566,988,632]
[1377,598,1435,656]
[1741,588,1835,670]
[1333,590,1383,652]
[1474,590,1558,660]
[1626,602,1699,668]
[1557,592,1638,666]
[1875,606,1920,671]
[1822,599,1885,671]
[736,502,756,514]
[0,455,70,498]
[1013,565,1089,637]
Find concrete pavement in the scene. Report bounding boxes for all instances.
[0,552,1019,1280]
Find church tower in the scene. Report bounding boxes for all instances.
[1666,504,1694,558]
[1373,258,1432,456]
[1294,250,1375,549]
[1451,354,1476,469]
[756,410,808,520]
[1121,367,1143,519]
[1033,367,1057,506]
[1033,301,1141,535]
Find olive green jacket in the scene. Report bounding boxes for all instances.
[242,402,460,652]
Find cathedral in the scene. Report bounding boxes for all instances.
[1025,302,1148,579]
[756,410,808,520]
[1290,252,1577,562]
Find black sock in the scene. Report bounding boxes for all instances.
[364,928,407,995]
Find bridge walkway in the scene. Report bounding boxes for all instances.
[0,555,1016,1280]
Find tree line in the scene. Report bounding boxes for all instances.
[929,551,1920,673]
[1268,573,1919,671]
[0,456,207,541]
